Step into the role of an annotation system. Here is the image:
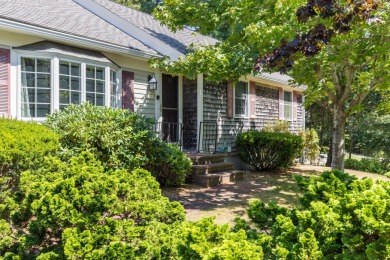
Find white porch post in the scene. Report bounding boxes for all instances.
[197,74,204,152]
[154,71,163,123]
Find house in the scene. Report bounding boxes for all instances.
[0,0,305,154]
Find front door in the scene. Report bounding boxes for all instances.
[161,74,179,142]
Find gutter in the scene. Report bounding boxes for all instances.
[0,18,160,60]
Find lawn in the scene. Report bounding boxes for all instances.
[162,165,390,226]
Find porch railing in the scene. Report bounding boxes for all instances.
[197,120,218,153]
[154,122,183,149]
[197,119,256,153]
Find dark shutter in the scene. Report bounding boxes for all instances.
[122,71,134,111]
[0,48,10,117]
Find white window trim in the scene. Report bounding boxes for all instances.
[233,81,249,118]
[16,51,119,120]
[283,90,293,121]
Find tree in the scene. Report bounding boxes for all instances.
[152,0,390,170]
[113,0,161,14]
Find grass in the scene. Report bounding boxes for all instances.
[162,165,389,226]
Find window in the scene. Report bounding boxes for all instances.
[234,81,248,117]
[19,55,117,119]
[21,58,51,117]
[59,61,81,109]
[86,65,106,106]
[284,91,293,120]
[110,70,118,108]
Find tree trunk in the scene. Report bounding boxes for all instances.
[326,108,333,167]
[331,106,347,170]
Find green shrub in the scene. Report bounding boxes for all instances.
[177,218,264,259]
[0,152,185,258]
[262,120,290,133]
[0,118,59,193]
[45,103,191,186]
[300,128,320,164]
[345,158,390,175]
[241,171,390,259]
[236,130,304,171]
[144,142,192,187]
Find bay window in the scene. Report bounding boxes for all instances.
[59,61,81,109]
[110,70,119,108]
[86,65,106,106]
[21,58,51,117]
[19,55,117,119]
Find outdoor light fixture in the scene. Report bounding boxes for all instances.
[148,75,157,90]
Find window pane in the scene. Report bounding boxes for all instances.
[96,81,104,93]
[60,90,69,104]
[86,93,95,104]
[96,94,104,106]
[37,104,50,117]
[22,58,35,72]
[71,92,81,104]
[96,67,105,80]
[21,88,35,103]
[22,73,35,88]
[60,76,69,90]
[21,104,35,117]
[37,74,51,88]
[71,77,80,90]
[86,79,94,92]
[86,66,95,78]
[71,64,81,76]
[284,91,292,102]
[60,62,69,75]
[284,104,292,120]
[37,59,50,73]
[37,89,50,103]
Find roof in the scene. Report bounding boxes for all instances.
[94,0,219,54]
[0,0,217,57]
[14,41,119,67]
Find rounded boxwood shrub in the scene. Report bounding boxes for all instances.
[0,118,59,192]
[144,142,192,187]
[236,130,304,171]
[45,103,191,187]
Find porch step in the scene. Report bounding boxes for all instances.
[187,153,225,165]
[186,153,246,187]
[190,171,245,188]
[192,162,234,175]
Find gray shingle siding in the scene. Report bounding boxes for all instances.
[201,80,304,152]
[182,77,198,151]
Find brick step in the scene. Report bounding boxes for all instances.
[190,171,245,187]
[187,153,225,165]
[192,162,234,175]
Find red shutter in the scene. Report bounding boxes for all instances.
[278,88,284,120]
[0,48,10,117]
[122,71,134,111]
[249,81,256,118]
[293,91,298,121]
[227,81,233,118]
